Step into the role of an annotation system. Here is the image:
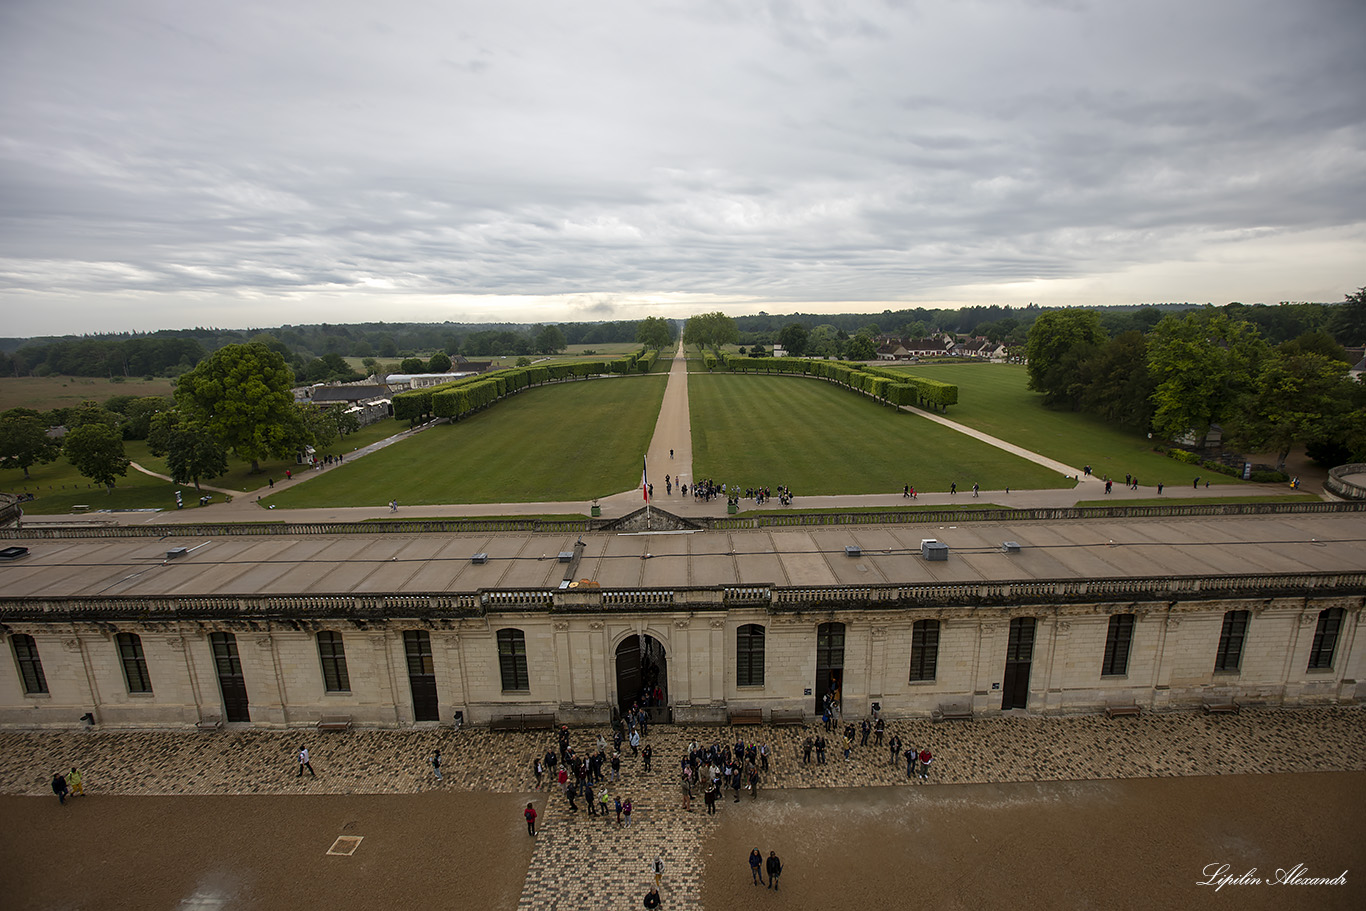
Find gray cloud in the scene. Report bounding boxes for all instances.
[1,0,1363,335]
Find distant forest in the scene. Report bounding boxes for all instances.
[0,299,1353,379]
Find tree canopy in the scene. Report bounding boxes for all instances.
[63,423,130,492]
[1025,310,1108,406]
[174,342,303,473]
[635,316,674,351]
[0,408,61,478]
[683,312,738,351]
[1147,311,1267,441]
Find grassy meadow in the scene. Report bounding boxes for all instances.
[687,373,1071,495]
[891,362,1245,487]
[0,375,175,412]
[263,375,667,507]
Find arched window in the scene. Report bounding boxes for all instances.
[10,634,48,695]
[317,631,350,692]
[497,628,529,692]
[736,624,765,687]
[116,632,153,693]
[909,620,939,682]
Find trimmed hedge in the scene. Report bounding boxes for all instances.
[716,355,959,411]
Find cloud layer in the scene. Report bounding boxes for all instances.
[2,0,1364,334]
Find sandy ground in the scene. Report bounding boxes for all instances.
[0,791,538,911]
[701,773,1366,911]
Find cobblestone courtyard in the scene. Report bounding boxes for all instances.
[1,707,1363,909]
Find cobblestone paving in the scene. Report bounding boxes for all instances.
[2,707,1362,910]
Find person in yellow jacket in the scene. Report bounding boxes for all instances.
[68,767,84,797]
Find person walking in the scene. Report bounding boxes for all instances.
[643,743,653,773]
[533,756,544,789]
[972,482,979,497]
[622,797,633,827]
[749,848,765,886]
[298,744,316,777]
[950,482,957,495]
[599,786,612,821]
[52,772,69,805]
[525,802,537,836]
[766,851,783,890]
[643,886,662,909]
[905,746,918,779]
[653,854,665,889]
[431,749,443,781]
[68,767,84,797]
[919,748,933,781]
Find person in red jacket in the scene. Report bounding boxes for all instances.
[524,802,537,836]
[918,748,933,780]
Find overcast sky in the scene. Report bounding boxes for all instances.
[2,0,1363,337]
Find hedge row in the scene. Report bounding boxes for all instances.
[719,356,958,411]
[393,350,661,425]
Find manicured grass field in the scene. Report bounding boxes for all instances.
[688,374,1070,495]
[891,362,1245,487]
[263,376,666,506]
[0,375,175,412]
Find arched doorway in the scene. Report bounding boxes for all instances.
[615,634,668,718]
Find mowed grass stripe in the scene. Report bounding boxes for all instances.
[892,363,1244,487]
[264,376,667,506]
[687,374,1070,495]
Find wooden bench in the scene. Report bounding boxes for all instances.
[316,714,353,732]
[770,709,805,727]
[490,713,556,732]
[728,708,763,726]
[932,702,973,722]
[1104,703,1141,718]
[194,714,222,731]
[1202,700,1239,715]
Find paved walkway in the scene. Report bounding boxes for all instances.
[2,707,1362,910]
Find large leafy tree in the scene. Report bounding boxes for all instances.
[682,312,738,352]
[1025,309,1107,406]
[845,333,876,361]
[63,423,129,492]
[427,352,452,373]
[1328,286,1366,347]
[1147,311,1268,441]
[635,316,674,351]
[0,408,61,478]
[1078,331,1155,430]
[777,323,810,358]
[175,342,303,473]
[533,325,567,355]
[1231,352,1355,470]
[165,422,229,493]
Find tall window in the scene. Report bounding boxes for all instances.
[1101,614,1135,677]
[317,631,351,692]
[1307,608,1344,671]
[497,628,529,692]
[11,634,48,695]
[737,624,765,686]
[1214,610,1249,672]
[909,620,939,682]
[116,632,153,693]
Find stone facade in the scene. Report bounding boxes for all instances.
[3,593,1360,730]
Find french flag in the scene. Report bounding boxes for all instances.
[641,456,649,501]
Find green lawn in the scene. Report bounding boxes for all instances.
[890,362,1246,487]
[263,376,667,506]
[2,445,187,514]
[0,375,176,412]
[688,374,1071,495]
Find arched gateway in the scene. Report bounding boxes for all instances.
[615,634,668,718]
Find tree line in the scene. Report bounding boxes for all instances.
[1025,288,1366,468]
